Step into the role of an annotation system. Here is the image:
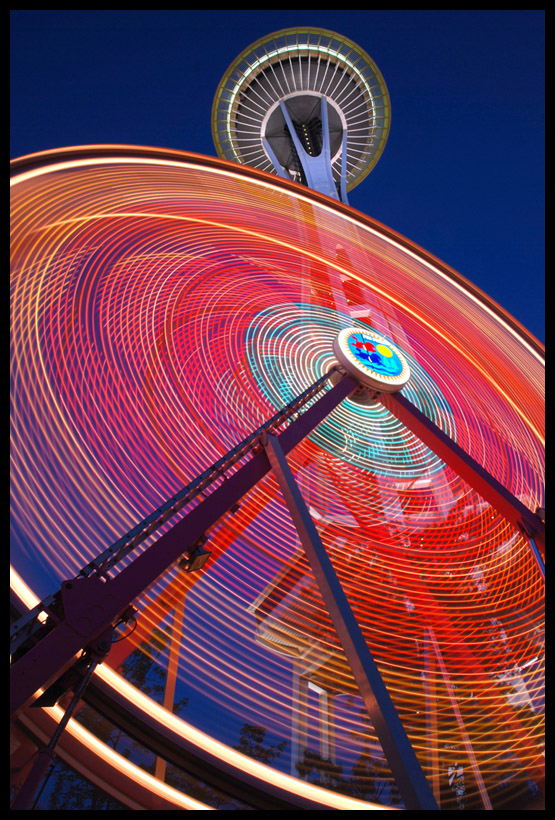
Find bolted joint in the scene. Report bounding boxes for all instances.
[60,575,118,640]
[119,604,138,625]
[86,625,116,663]
[516,511,545,541]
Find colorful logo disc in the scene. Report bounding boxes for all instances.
[333,327,411,393]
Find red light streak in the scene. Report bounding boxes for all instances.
[11,148,543,809]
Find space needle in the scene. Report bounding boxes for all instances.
[212,27,390,203]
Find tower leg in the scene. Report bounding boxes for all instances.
[279,99,341,201]
[426,628,492,810]
[422,629,441,806]
[154,594,187,782]
[11,661,99,810]
[291,661,309,777]
[261,432,439,810]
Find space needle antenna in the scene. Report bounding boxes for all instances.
[212,27,390,203]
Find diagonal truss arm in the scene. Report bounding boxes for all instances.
[379,390,545,570]
[10,373,359,716]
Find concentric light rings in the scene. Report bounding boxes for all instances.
[11,146,544,810]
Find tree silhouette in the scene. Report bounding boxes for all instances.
[118,626,189,716]
[349,749,402,806]
[296,747,349,793]
[42,758,126,810]
[232,723,287,765]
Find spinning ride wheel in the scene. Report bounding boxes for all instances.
[10,146,544,810]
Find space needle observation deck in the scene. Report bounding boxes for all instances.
[212,27,390,204]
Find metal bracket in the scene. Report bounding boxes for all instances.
[178,537,211,573]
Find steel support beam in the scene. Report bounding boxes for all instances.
[425,628,492,810]
[154,593,187,782]
[279,98,341,201]
[261,432,439,811]
[380,391,545,567]
[422,630,441,806]
[291,660,309,777]
[10,373,359,716]
[11,661,99,810]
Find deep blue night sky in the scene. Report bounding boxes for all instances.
[11,10,544,343]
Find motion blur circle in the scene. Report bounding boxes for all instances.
[11,145,544,810]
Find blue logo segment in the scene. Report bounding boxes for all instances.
[347,333,404,377]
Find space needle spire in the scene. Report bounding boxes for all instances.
[212,27,390,204]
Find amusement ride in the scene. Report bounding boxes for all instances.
[10,28,544,811]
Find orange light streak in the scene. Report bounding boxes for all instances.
[11,148,544,810]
